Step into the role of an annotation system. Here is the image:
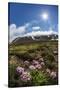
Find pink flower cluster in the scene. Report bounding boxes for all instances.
[29,59,45,70]
[16,66,24,74]
[32,60,39,65]
[35,64,42,69]
[46,68,57,79]
[16,66,31,82]
[39,57,45,66]
[20,71,31,82]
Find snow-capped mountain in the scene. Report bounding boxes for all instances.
[11,30,58,45]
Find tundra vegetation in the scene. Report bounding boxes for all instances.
[8,41,58,87]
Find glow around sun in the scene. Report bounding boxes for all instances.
[42,12,48,20]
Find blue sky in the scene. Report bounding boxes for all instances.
[8,3,58,42]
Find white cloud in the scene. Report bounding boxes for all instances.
[9,23,58,43]
[24,30,58,37]
[9,24,26,42]
[32,26,40,30]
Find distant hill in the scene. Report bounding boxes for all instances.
[11,34,58,45]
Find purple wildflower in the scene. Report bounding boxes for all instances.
[35,64,42,69]
[16,66,24,74]
[20,71,31,82]
[32,60,39,65]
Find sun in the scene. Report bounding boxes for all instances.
[42,12,48,20]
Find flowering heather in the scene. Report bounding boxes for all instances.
[32,60,39,65]
[29,65,36,70]
[35,64,42,70]
[50,71,57,79]
[20,71,31,82]
[16,66,24,74]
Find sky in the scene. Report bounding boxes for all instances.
[8,3,58,42]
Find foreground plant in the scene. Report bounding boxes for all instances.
[16,66,24,74]
[20,71,31,82]
[16,66,31,82]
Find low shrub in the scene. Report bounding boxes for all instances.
[30,70,49,86]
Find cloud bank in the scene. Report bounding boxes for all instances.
[9,23,58,42]
[24,30,58,37]
[9,24,27,42]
